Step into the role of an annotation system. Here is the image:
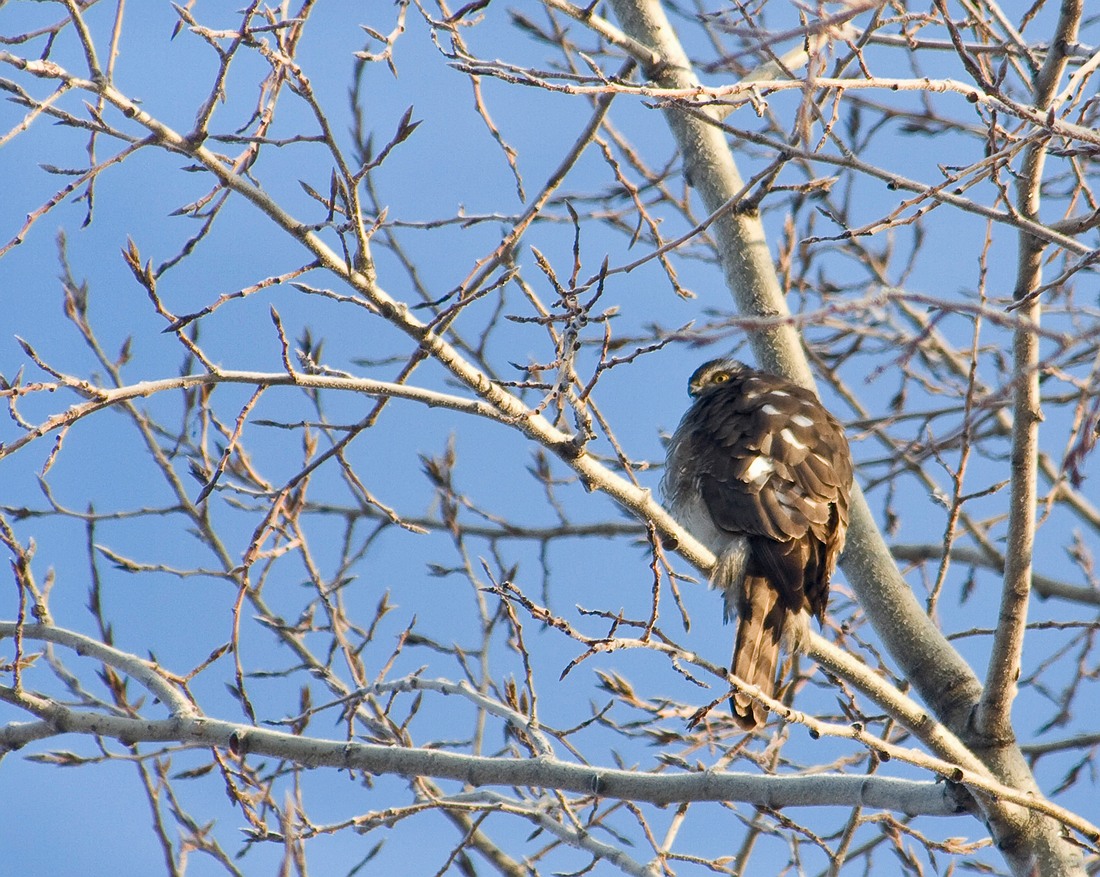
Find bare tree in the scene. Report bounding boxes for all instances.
[2,2,1099,875]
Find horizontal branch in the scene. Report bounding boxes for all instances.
[2,622,1097,848]
[890,544,1099,605]
[0,679,963,816]
[0,369,501,460]
[449,61,1100,156]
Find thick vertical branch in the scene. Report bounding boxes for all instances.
[967,4,1086,876]
[978,0,1082,740]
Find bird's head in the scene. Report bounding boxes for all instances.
[686,358,750,398]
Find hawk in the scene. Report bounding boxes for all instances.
[662,359,853,728]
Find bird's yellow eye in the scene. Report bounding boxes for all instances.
[711,372,729,383]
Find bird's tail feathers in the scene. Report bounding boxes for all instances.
[730,575,785,729]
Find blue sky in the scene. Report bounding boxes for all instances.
[2,2,1099,874]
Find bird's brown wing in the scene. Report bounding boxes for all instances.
[692,371,852,618]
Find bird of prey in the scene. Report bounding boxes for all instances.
[662,358,853,728]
